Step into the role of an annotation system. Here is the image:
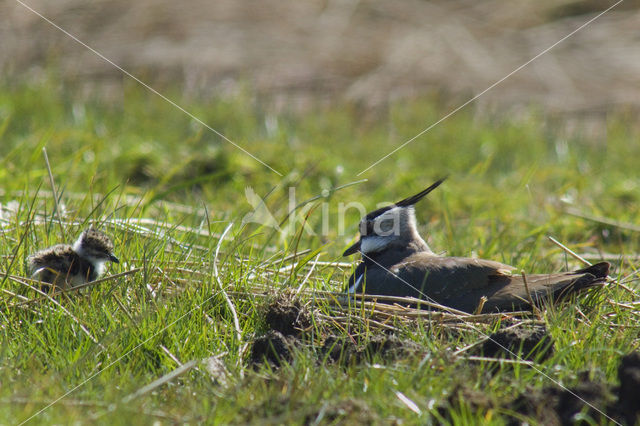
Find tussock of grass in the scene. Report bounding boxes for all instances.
[1,78,640,424]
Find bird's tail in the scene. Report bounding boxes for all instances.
[573,261,610,279]
[557,261,611,299]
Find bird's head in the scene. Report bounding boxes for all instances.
[343,178,445,257]
[73,228,120,268]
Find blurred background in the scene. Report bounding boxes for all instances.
[2,0,640,254]
[2,0,638,119]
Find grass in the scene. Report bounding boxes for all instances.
[1,75,640,424]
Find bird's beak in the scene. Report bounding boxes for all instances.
[109,253,120,263]
[343,239,361,256]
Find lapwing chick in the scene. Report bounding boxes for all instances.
[28,228,119,292]
[343,179,610,313]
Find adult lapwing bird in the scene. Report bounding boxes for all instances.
[343,179,609,313]
[28,228,119,292]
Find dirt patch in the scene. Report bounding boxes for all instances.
[248,296,313,367]
[613,352,640,424]
[319,335,358,364]
[508,351,640,424]
[508,372,614,425]
[320,334,422,365]
[264,298,312,337]
[482,325,554,361]
[362,334,422,361]
[437,372,615,425]
[249,329,424,368]
[438,385,495,422]
[249,330,295,367]
[436,350,640,424]
[252,295,423,368]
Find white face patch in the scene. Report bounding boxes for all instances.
[360,235,392,254]
[72,235,84,254]
[92,259,107,277]
[372,207,402,236]
[73,233,108,277]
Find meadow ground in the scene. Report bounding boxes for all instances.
[2,77,640,424]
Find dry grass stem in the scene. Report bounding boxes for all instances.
[42,147,66,241]
[212,223,243,370]
[547,235,591,266]
[565,207,640,233]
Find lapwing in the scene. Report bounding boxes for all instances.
[28,228,119,292]
[343,179,610,313]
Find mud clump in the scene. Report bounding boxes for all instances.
[249,330,295,367]
[614,352,640,424]
[320,334,422,364]
[320,335,358,364]
[508,373,614,425]
[363,334,422,360]
[438,386,495,421]
[482,325,554,361]
[249,297,312,367]
[439,374,613,425]
[264,299,312,337]
[506,351,640,424]
[250,332,423,368]
[253,295,425,368]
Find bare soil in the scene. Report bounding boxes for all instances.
[482,325,555,361]
[250,298,640,424]
[263,298,312,337]
[252,295,424,366]
[508,352,640,425]
[320,333,423,365]
[249,330,296,367]
[509,373,614,425]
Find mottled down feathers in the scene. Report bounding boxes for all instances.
[28,228,118,291]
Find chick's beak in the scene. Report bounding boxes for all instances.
[109,253,120,263]
[343,239,361,257]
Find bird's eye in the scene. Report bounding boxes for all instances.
[360,220,376,235]
[365,221,374,235]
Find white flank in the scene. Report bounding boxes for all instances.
[348,274,363,294]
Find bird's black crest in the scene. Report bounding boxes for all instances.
[80,228,115,253]
[395,178,446,207]
[364,178,446,221]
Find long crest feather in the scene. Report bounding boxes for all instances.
[395,177,447,207]
[363,177,447,221]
